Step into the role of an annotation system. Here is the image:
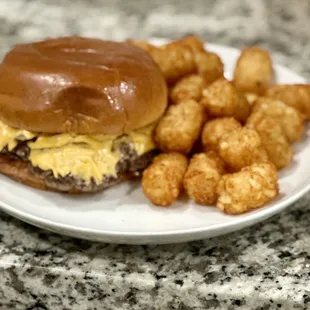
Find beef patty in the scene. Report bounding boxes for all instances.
[0,139,156,193]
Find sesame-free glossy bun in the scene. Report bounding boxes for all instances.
[0,37,167,134]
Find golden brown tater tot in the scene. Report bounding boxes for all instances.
[155,99,205,154]
[217,162,278,214]
[201,117,242,152]
[219,127,268,171]
[246,113,293,169]
[142,153,188,206]
[266,84,310,119]
[200,78,250,122]
[170,74,205,104]
[252,97,305,143]
[150,45,196,84]
[195,52,224,85]
[167,36,205,53]
[126,39,155,53]
[204,150,227,175]
[233,47,274,95]
[183,152,226,205]
[245,93,259,105]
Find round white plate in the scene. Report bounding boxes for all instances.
[0,39,309,244]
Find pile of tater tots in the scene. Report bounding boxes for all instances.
[128,36,310,215]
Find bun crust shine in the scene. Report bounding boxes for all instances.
[0,37,167,134]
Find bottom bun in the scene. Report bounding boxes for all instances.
[0,156,54,192]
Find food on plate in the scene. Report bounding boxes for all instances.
[194,52,224,84]
[126,39,155,53]
[170,74,205,104]
[128,36,224,86]
[154,99,205,154]
[219,127,268,171]
[200,78,250,122]
[0,37,168,193]
[128,36,205,55]
[266,84,310,119]
[2,34,308,216]
[217,162,278,214]
[128,38,197,84]
[233,47,274,95]
[244,93,259,105]
[246,113,293,169]
[166,35,205,53]
[201,117,242,152]
[142,153,188,206]
[133,36,308,215]
[183,151,226,205]
[147,43,196,84]
[252,97,305,143]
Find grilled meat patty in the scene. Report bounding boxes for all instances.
[0,140,156,193]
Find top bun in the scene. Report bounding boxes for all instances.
[0,37,167,135]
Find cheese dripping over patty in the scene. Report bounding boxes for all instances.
[0,120,156,184]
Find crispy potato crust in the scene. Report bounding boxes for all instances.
[217,162,278,214]
[200,78,250,122]
[201,117,242,152]
[155,99,205,154]
[246,112,293,169]
[170,74,205,104]
[142,153,188,206]
[219,127,268,171]
[266,84,310,119]
[195,52,224,85]
[252,97,305,143]
[183,151,226,205]
[233,47,274,95]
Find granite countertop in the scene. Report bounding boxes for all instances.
[1,0,310,309]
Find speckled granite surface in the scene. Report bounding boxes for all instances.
[1,0,310,309]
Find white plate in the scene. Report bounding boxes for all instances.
[0,39,309,244]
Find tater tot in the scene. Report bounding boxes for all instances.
[204,150,227,175]
[126,39,155,53]
[142,153,188,206]
[127,39,196,83]
[155,99,205,154]
[246,113,293,169]
[201,117,242,152]
[233,47,274,95]
[183,152,226,205]
[216,162,278,214]
[167,36,205,53]
[200,78,250,122]
[252,97,305,143]
[170,74,205,104]
[245,93,259,106]
[219,127,268,171]
[266,84,310,119]
[150,45,196,84]
[195,52,224,85]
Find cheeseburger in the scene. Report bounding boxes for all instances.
[0,37,167,193]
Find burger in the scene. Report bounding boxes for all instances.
[0,37,167,193]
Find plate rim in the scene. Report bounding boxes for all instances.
[0,40,309,243]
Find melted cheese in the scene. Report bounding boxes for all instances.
[30,144,120,184]
[129,124,156,155]
[0,120,156,184]
[30,134,117,150]
[0,121,36,151]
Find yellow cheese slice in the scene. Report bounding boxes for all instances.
[0,120,37,151]
[0,120,156,184]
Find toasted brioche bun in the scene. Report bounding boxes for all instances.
[0,37,167,135]
[0,156,54,192]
